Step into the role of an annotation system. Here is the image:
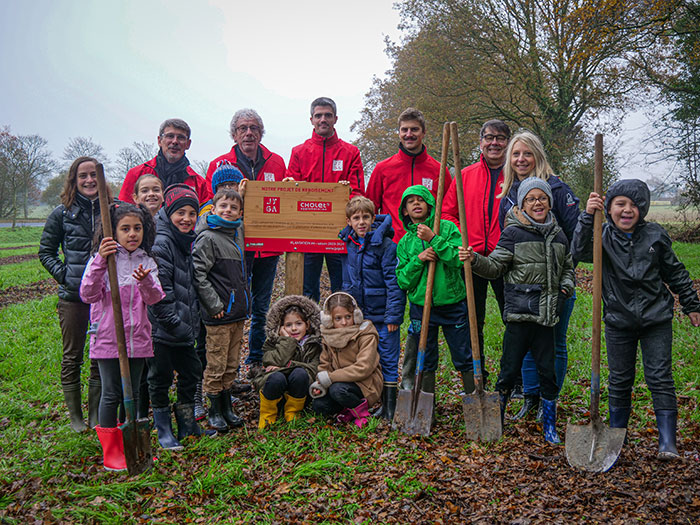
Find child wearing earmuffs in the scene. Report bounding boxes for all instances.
[309,292,383,428]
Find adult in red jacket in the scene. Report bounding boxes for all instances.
[206,109,287,370]
[441,119,511,385]
[286,97,364,302]
[119,119,211,206]
[366,108,451,243]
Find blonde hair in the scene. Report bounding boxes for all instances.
[498,131,554,199]
[345,196,375,218]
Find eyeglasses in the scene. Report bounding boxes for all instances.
[524,195,550,205]
[481,134,508,143]
[236,125,261,134]
[161,132,188,142]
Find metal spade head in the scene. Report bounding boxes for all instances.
[565,418,626,473]
[462,390,502,442]
[393,388,434,437]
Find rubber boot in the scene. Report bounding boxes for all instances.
[220,389,244,429]
[63,383,88,433]
[460,370,475,395]
[541,398,562,445]
[258,392,281,429]
[609,405,631,429]
[370,391,385,419]
[499,390,510,427]
[511,394,539,421]
[207,393,229,433]
[283,393,306,422]
[174,403,211,440]
[137,380,150,420]
[194,381,206,421]
[400,335,418,390]
[95,426,127,471]
[422,371,437,425]
[88,379,101,429]
[383,382,397,421]
[656,409,679,460]
[152,406,184,451]
[348,399,370,428]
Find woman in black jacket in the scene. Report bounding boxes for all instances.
[39,156,108,432]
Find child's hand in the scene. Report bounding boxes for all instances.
[416,224,435,242]
[212,310,225,319]
[265,365,280,373]
[132,264,151,281]
[387,323,399,332]
[239,179,248,198]
[282,176,297,182]
[311,387,322,397]
[689,312,700,327]
[418,247,437,262]
[98,237,118,259]
[338,180,350,186]
[279,325,289,337]
[586,192,605,215]
[458,246,475,262]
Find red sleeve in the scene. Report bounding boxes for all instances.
[205,160,217,194]
[118,168,139,203]
[194,173,212,204]
[365,165,383,212]
[441,175,460,227]
[348,149,365,197]
[286,147,301,180]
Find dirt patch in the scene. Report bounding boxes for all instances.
[0,253,38,265]
[0,244,36,251]
[0,279,58,309]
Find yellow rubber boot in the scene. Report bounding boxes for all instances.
[258,392,281,430]
[283,393,307,422]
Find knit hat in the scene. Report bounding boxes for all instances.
[212,163,244,193]
[163,183,199,217]
[517,177,553,209]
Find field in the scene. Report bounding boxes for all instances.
[1,227,699,523]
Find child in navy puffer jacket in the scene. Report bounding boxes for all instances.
[339,196,405,420]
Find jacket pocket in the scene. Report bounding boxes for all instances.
[364,287,386,313]
[504,283,542,317]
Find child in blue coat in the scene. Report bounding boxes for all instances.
[339,196,405,420]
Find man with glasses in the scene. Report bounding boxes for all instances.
[119,118,211,205]
[286,97,365,302]
[205,109,287,374]
[441,119,511,391]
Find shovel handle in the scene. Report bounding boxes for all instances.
[449,122,484,393]
[96,164,136,423]
[590,134,604,420]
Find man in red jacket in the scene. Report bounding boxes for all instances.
[441,119,511,386]
[286,97,364,302]
[206,109,286,371]
[366,108,450,243]
[119,118,211,205]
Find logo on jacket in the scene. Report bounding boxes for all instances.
[566,193,576,207]
[422,178,434,190]
[298,201,332,212]
[264,172,275,181]
[332,160,343,171]
[649,246,655,254]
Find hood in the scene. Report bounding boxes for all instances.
[195,211,211,235]
[264,294,321,342]
[399,185,435,232]
[605,179,650,222]
[338,213,395,245]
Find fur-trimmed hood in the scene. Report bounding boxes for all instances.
[264,294,321,342]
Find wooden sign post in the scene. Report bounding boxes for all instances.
[243,181,350,296]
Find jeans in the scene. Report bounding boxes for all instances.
[312,382,363,416]
[376,322,401,383]
[303,253,345,303]
[522,294,576,395]
[262,368,309,399]
[245,254,279,364]
[97,358,145,428]
[57,299,100,386]
[606,320,676,412]
[148,342,203,408]
[496,322,557,401]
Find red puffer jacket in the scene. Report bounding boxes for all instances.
[286,131,364,197]
[441,156,503,256]
[365,146,450,243]
[118,156,212,205]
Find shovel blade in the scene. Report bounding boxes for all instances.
[121,417,154,476]
[565,420,626,473]
[392,389,434,437]
[462,390,502,442]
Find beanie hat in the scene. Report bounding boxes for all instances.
[605,179,650,221]
[163,183,199,217]
[212,163,244,193]
[517,177,553,209]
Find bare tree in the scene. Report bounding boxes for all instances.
[114,141,157,183]
[62,137,108,169]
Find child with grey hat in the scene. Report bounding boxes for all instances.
[460,177,575,444]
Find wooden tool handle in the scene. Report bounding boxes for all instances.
[590,134,604,419]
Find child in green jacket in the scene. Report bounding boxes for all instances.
[396,185,476,398]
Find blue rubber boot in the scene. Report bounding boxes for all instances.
[541,398,562,445]
[656,409,679,460]
[609,406,631,428]
[152,406,184,451]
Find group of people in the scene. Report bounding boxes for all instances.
[38,97,700,473]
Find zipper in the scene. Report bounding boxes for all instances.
[322,139,326,182]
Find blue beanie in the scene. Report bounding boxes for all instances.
[517,177,553,209]
[211,163,244,194]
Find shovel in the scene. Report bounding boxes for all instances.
[393,122,450,437]
[565,134,625,472]
[448,122,502,442]
[96,164,154,476]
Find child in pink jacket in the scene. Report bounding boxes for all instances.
[80,202,164,471]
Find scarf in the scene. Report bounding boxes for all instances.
[206,214,242,231]
[320,324,362,349]
[234,145,264,179]
[155,149,191,189]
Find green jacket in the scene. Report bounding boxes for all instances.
[472,207,575,327]
[396,185,466,306]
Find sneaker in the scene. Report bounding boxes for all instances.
[510,384,524,400]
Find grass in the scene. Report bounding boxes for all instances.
[0,226,43,248]
[672,242,700,279]
[0,259,50,289]
[0,247,38,258]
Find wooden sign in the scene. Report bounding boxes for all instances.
[243,181,350,253]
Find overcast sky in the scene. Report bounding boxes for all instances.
[0,0,669,182]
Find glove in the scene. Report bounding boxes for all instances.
[309,381,327,399]
[317,370,332,389]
